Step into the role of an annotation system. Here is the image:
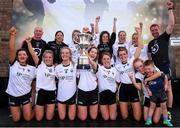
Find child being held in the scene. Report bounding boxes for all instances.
[144,60,173,127]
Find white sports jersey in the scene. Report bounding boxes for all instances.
[129,44,148,61]
[36,62,56,91]
[69,42,80,64]
[6,61,36,97]
[115,57,135,84]
[135,72,149,98]
[96,65,120,93]
[77,69,97,91]
[113,41,131,64]
[55,62,77,102]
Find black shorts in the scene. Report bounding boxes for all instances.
[157,63,171,80]
[77,88,98,106]
[36,89,56,106]
[144,97,160,107]
[9,92,31,106]
[119,83,140,102]
[150,91,167,104]
[99,90,116,105]
[57,92,76,105]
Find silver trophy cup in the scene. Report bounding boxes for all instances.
[77,33,92,69]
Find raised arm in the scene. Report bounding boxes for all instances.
[134,27,142,59]
[90,23,95,35]
[88,55,97,71]
[128,73,141,90]
[95,16,100,34]
[166,0,175,34]
[139,22,143,35]
[26,37,39,66]
[113,17,117,33]
[9,27,17,64]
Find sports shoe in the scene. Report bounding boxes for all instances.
[145,118,152,126]
[167,111,172,121]
[163,119,173,127]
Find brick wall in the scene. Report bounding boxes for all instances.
[0,0,12,77]
[172,1,180,78]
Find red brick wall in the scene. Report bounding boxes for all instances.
[172,1,180,78]
[0,0,12,77]
[173,0,180,35]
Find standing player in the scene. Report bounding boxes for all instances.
[148,0,174,120]
[113,30,131,64]
[129,23,148,61]
[77,47,99,121]
[34,49,56,121]
[47,30,68,65]
[6,27,36,122]
[68,29,81,64]
[55,47,77,120]
[96,52,120,120]
[115,27,142,121]
[95,16,117,65]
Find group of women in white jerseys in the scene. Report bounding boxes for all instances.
[6,16,163,124]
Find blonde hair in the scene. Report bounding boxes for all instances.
[42,50,54,58]
[60,47,73,62]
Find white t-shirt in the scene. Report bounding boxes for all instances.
[113,41,131,64]
[135,72,149,98]
[77,69,97,91]
[129,44,148,61]
[6,61,36,97]
[36,62,56,91]
[96,65,120,93]
[55,62,77,102]
[115,57,135,84]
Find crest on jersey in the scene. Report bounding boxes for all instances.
[48,68,52,73]
[151,41,159,54]
[64,69,68,73]
[33,48,42,57]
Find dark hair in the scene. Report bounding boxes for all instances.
[99,31,110,44]
[55,30,64,39]
[118,31,126,37]
[16,48,29,63]
[150,24,160,30]
[72,29,80,39]
[117,47,128,57]
[88,46,99,61]
[144,60,154,67]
